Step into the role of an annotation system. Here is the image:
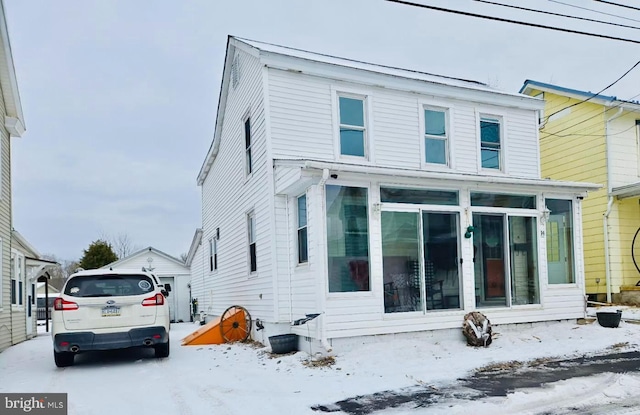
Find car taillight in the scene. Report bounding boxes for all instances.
[142,293,164,306]
[54,298,79,311]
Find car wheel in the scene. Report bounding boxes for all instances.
[54,351,74,367]
[155,340,170,358]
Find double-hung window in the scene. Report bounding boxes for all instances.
[245,117,252,175]
[424,108,448,165]
[480,116,502,170]
[248,213,257,273]
[338,95,366,157]
[10,253,16,305]
[297,194,308,264]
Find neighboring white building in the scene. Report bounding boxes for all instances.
[0,0,28,352]
[190,36,599,351]
[11,230,60,337]
[103,247,191,323]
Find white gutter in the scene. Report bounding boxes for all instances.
[276,159,600,193]
[604,107,624,303]
[317,169,332,352]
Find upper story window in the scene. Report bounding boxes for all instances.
[424,108,448,165]
[297,194,308,264]
[480,116,502,170]
[245,117,252,175]
[248,212,257,273]
[339,95,366,158]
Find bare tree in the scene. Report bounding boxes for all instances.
[100,232,141,259]
[40,254,79,290]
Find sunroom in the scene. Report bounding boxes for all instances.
[277,160,600,333]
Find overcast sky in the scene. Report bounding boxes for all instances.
[5,0,640,261]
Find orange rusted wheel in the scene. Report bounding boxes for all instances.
[219,305,252,343]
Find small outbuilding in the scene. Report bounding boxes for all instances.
[103,247,191,323]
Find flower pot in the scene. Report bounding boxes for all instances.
[596,310,622,328]
[268,334,298,354]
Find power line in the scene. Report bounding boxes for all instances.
[473,0,640,30]
[593,0,640,12]
[545,90,640,137]
[548,0,640,23]
[542,59,640,123]
[541,122,637,139]
[384,0,640,44]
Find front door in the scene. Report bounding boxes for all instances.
[381,210,461,313]
[473,213,508,307]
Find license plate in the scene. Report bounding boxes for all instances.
[102,306,121,317]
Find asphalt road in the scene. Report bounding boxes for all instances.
[312,351,640,414]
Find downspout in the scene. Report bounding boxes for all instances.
[604,107,624,303]
[604,197,614,303]
[285,196,292,323]
[318,168,332,352]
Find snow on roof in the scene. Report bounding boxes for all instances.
[235,36,513,96]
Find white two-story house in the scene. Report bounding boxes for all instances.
[188,36,599,351]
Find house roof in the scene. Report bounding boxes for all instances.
[12,229,40,258]
[103,246,187,270]
[274,159,602,195]
[185,228,202,267]
[0,0,24,137]
[520,80,640,111]
[197,36,542,186]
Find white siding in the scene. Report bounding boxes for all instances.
[199,48,274,321]
[274,186,322,329]
[268,68,541,179]
[109,251,189,275]
[0,81,13,351]
[608,113,640,189]
[269,71,334,161]
[189,241,205,316]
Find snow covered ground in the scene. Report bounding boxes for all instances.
[2,309,640,415]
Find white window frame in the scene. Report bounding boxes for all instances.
[247,211,257,274]
[243,112,253,178]
[478,113,505,173]
[297,194,308,264]
[213,237,218,271]
[332,87,373,162]
[208,238,218,273]
[420,104,452,169]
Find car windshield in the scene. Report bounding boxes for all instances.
[64,274,155,298]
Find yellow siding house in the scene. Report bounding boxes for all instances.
[521,80,640,302]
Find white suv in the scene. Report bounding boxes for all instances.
[52,268,171,367]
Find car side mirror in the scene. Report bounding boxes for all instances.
[164,284,172,292]
[161,289,169,297]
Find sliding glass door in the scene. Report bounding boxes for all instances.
[473,213,539,307]
[382,210,461,313]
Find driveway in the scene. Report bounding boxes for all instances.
[2,320,640,415]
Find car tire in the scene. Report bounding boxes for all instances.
[155,340,170,358]
[54,351,74,367]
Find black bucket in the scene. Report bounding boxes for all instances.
[596,310,622,328]
[268,334,298,354]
